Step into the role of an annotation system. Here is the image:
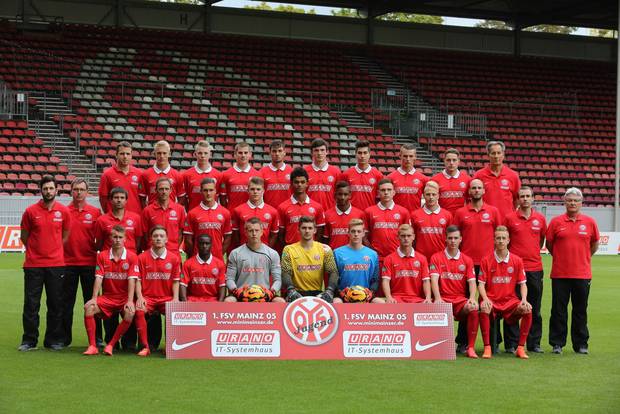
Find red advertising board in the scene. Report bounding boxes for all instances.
[166,297,455,360]
[0,225,23,252]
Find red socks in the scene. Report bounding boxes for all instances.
[467,310,479,349]
[84,315,97,347]
[519,312,533,347]
[479,312,491,346]
[135,310,149,348]
[108,320,132,349]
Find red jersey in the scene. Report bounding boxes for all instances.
[546,214,599,279]
[364,202,411,259]
[183,202,232,259]
[138,248,181,299]
[259,163,293,208]
[139,165,185,205]
[141,201,187,255]
[278,195,325,245]
[340,165,383,211]
[99,165,143,213]
[452,203,501,265]
[387,167,428,212]
[479,251,526,307]
[64,202,101,266]
[474,165,521,220]
[95,248,140,299]
[220,164,259,211]
[304,163,341,210]
[181,254,226,301]
[21,200,71,268]
[411,206,453,259]
[324,205,365,250]
[182,164,223,211]
[94,211,143,253]
[429,250,475,301]
[431,169,471,214]
[381,248,429,300]
[504,209,547,271]
[231,201,280,245]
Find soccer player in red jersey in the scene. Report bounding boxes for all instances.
[141,177,186,257]
[340,140,383,211]
[219,141,259,210]
[381,224,431,304]
[82,226,139,356]
[184,177,232,259]
[546,188,599,355]
[411,181,452,259]
[473,141,521,221]
[181,140,222,211]
[364,178,410,264]
[19,175,71,352]
[387,143,428,211]
[99,141,142,213]
[430,225,479,358]
[231,176,279,248]
[478,226,532,359]
[63,178,102,347]
[304,138,341,210]
[259,139,293,208]
[504,186,547,353]
[139,140,185,207]
[134,226,181,356]
[94,187,143,254]
[278,167,325,245]
[431,148,470,214]
[180,235,226,302]
[323,181,365,250]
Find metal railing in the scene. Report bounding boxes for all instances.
[0,80,29,119]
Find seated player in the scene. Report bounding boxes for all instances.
[83,225,139,356]
[478,226,533,359]
[430,225,480,359]
[381,224,432,304]
[134,225,181,357]
[180,234,226,302]
[333,219,383,304]
[225,217,285,303]
[281,216,339,302]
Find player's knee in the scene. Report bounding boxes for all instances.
[224,296,237,303]
[124,311,135,321]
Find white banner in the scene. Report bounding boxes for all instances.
[595,232,620,255]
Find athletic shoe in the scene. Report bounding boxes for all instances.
[18,343,37,352]
[482,345,492,359]
[456,344,468,355]
[505,346,516,354]
[103,345,114,356]
[96,339,106,348]
[528,346,544,353]
[465,347,478,359]
[137,347,150,357]
[552,345,562,354]
[515,346,529,359]
[576,347,589,355]
[48,343,65,351]
[83,346,99,355]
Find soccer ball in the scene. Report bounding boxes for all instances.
[239,285,269,302]
[342,285,371,303]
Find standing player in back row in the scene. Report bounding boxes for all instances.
[387,143,428,212]
[139,140,185,207]
[99,141,142,214]
[220,141,259,211]
[181,140,222,211]
[259,140,293,208]
[431,148,470,214]
[340,140,383,211]
[304,138,341,210]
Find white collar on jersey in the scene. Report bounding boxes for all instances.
[397,247,416,258]
[247,200,265,209]
[397,166,416,175]
[442,169,461,179]
[233,163,251,173]
[336,205,352,215]
[153,164,171,174]
[194,164,213,174]
[291,195,311,205]
[378,201,395,210]
[109,247,128,261]
[268,163,287,172]
[444,249,461,260]
[354,164,372,174]
[311,163,329,172]
[494,251,510,263]
[150,248,168,260]
[199,201,219,210]
[423,205,441,215]
[196,254,213,265]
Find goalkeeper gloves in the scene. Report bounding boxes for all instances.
[286,288,303,302]
[317,289,334,303]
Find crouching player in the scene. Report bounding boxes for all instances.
[430,225,479,358]
[381,224,432,303]
[282,216,339,302]
[83,225,139,356]
[478,226,532,359]
[333,219,383,304]
[225,217,284,302]
[134,225,181,356]
[180,234,226,302]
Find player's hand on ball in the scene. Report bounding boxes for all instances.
[317,290,334,303]
[286,288,302,302]
[363,288,373,302]
[263,286,275,302]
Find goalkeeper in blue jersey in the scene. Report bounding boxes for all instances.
[333,219,385,304]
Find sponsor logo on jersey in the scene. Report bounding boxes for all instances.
[171,312,207,326]
[283,297,338,346]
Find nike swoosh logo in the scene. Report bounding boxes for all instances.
[415,339,447,352]
[171,339,206,351]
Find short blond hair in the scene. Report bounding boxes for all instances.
[348,218,365,230]
[398,224,413,234]
[195,140,212,152]
[154,140,170,152]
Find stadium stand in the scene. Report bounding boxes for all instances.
[0,23,615,205]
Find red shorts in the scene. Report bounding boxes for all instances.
[97,296,127,319]
[187,296,218,303]
[142,297,172,315]
[491,298,521,321]
[444,297,468,320]
[393,295,424,304]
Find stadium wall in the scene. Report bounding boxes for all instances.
[0,0,615,61]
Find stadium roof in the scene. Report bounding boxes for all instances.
[237,0,618,30]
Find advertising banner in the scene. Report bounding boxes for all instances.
[0,225,24,252]
[166,298,455,360]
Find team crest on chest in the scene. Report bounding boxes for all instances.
[170,210,177,217]
[369,178,376,184]
[458,264,466,271]
[54,211,61,218]
[308,207,315,213]
[217,214,224,221]
[122,263,129,270]
[533,219,539,226]
[363,255,370,262]
[459,181,466,188]
[482,213,490,220]
[285,174,290,180]
[501,179,509,186]
[327,176,334,182]
[212,268,219,275]
[579,224,586,231]
[314,254,321,261]
[85,213,92,220]
[413,178,420,185]
[165,263,172,270]
[264,213,271,220]
[126,219,134,226]
[507,266,514,274]
[414,261,420,268]
[439,218,447,225]
[394,213,401,220]
[132,175,138,182]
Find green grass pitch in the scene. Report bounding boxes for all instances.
[0,253,618,413]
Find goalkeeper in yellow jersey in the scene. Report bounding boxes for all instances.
[281,216,339,303]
